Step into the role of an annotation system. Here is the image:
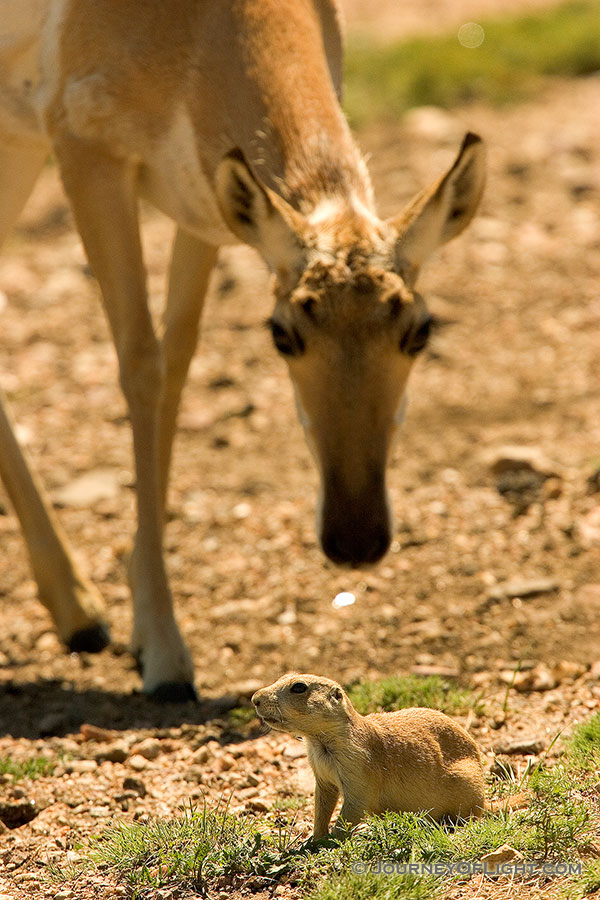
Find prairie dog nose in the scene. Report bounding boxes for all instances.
[251,689,264,709]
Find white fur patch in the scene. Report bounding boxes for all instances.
[292,382,312,430]
[349,190,380,227]
[140,105,232,244]
[34,0,71,134]
[394,393,408,427]
[0,0,48,138]
[307,197,344,225]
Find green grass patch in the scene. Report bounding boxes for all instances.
[307,872,440,900]
[55,777,593,897]
[49,802,308,896]
[565,711,600,771]
[227,704,257,727]
[299,779,595,897]
[272,795,309,812]
[346,674,481,716]
[0,756,55,780]
[564,860,600,899]
[344,0,600,124]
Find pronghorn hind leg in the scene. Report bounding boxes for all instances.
[54,136,195,699]
[0,395,110,650]
[0,140,47,245]
[0,140,109,651]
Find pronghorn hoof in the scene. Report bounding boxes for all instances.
[148,681,198,703]
[67,624,111,654]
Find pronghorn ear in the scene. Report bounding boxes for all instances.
[390,133,486,272]
[215,148,306,276]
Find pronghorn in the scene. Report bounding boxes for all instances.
[0,0,485,699]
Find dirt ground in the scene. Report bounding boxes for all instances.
[1,2,599,898]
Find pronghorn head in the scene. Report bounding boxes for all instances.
[215,134,485,566]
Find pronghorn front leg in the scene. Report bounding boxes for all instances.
[55,137,195,699]
[158,229,217,512]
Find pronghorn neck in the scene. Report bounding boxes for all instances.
[279,134,375,217]
[231,0,374,215]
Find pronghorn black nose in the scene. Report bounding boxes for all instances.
[320,469,392,566]
[321,521,391,567]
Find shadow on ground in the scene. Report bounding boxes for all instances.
[0,680,242,740]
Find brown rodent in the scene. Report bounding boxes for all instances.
[252,673,487,839]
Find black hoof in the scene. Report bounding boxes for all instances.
[68,624,111,654]
[148,682,198,703]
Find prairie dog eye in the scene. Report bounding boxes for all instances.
[290,682,308,694]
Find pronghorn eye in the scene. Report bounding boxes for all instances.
[400,312,432,356]
[290,682,308,694]
[300,294,318,319]
[268,319,305,357]
[387,293,403,318]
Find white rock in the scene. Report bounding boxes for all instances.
[53,468,121,508]
[332,591,356,609]
[483,445,561,478]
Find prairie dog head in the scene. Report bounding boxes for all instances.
[252,673,352,737]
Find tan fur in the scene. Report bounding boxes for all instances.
[0,2,485,696]
[252,673,487,838]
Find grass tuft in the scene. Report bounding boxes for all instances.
[344,0,600,124]
[566,711,600,771]
[0,756,55,780]
[346,674,480,716]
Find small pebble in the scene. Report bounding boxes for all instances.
[133,738,161,761]
[95,743,128,764]
[246,798,269,813]
[217,754,236,772]
[66,759,97,774]
[123,777,147,797]
[128,754,148,772]
[493,736,545,756]
[332,591,356,609]
[80,724,115,743]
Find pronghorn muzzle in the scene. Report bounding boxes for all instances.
[319,468,392,567]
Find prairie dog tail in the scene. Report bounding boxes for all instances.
[487,791,529,814]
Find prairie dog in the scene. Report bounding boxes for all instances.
[252,673,486,839]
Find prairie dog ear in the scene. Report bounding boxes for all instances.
[215,148,307,276]
[390,133,486,271]
[328,685,344,704]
